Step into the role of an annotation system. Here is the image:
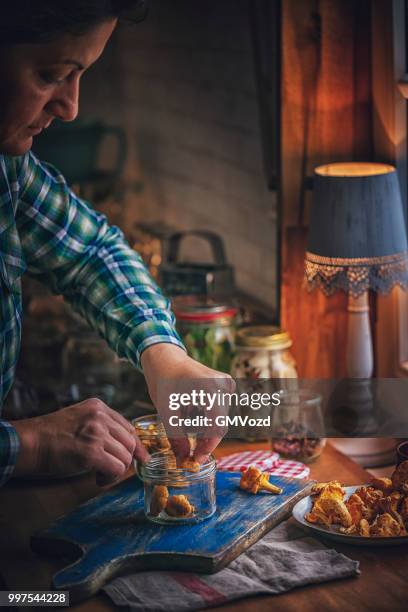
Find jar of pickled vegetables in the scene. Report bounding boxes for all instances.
[173,297,238,373]
[230,326,298,441]
[231,325,297,380]
[141,451,216,524]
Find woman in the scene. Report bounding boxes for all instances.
[0,0,231,486]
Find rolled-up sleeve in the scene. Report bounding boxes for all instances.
[0,420,20,486]
[15,153,185,368]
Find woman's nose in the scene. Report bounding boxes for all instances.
[45,77,80,122]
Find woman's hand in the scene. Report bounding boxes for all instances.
[11,398,149,485]
[141,344,235,463]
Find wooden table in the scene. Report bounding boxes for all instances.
[0,442,406,611]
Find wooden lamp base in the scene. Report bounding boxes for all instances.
[330,438,396,467]
[330,292,396,467]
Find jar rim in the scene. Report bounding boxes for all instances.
[132,414,159,428]
[141,450,216,482]
[172,296,237,321]
[175,308,238,322]
[236,325,292,349]
[132,414,164,438]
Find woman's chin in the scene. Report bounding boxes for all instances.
[0,135,33,156]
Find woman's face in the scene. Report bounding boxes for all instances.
[0,19,117,156]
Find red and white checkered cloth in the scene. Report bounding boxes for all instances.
[216,450,280,472]
[265,458,310,479]
[217,450,310,480]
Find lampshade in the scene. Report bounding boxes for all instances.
[305,162,408,296]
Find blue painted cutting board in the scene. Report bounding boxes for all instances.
[31,472,312,604]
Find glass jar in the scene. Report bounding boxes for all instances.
[173,297,238,373]
[132,414,171,480]
[231,325,298,380]
[132,414,171,455]
[141,451,216,524]
[230,326,298,441]
[271,389,326,463]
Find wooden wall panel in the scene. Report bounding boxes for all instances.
[281,0,372,377]
[372,0,406,377]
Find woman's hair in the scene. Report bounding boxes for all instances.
[0,0,147,44]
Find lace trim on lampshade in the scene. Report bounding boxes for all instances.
[304,251,408,297]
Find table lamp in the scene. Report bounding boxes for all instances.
[304,162,408,465]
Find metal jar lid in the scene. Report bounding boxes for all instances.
[236,325,292,349]
[173,296,237,322]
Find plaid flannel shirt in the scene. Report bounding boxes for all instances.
[0,152,184,485]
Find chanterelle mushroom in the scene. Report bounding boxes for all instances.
[179,458,201,472]
[239,466,283,495]
[149,485,169,517]
[166,494,195,517]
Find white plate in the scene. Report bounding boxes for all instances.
[292,485,408,546]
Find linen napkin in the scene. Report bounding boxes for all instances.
[103,519,360,611]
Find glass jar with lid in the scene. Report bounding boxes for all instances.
[231,325,297,380]
[230,325,298,440]
[173,297,238,373]
[141,450,216,524]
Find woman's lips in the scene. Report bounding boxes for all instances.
[28,126,44,135]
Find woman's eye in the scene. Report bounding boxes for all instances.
[39,72,67,85]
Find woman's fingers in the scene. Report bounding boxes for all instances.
[91,399,135,434]
[89,400,150,464]
[105,420,136,454]
[105,416,150,463]
[77,398,150,478]
[95,433,149,486]
[168,436,191,461]
[19,398,152,482]
[103,436,133,469]
[90,445,130,483]
[133,435,150,463]
[193,436,222,464]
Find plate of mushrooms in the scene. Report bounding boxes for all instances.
[292,460,408,545]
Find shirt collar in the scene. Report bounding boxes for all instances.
[0,156,26,290]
